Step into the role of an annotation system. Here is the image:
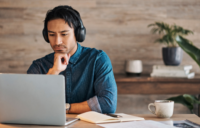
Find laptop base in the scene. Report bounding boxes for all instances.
[65,118,79,126]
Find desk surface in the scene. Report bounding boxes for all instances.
[0,114,199,128]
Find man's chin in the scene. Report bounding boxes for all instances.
[54,50,68,54]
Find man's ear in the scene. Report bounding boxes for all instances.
[42,28,49,43]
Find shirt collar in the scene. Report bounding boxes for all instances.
[69,43,82,64]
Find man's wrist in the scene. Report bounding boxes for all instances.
[67,101,91,114]
[47,68,60,75]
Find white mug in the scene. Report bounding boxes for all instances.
[148,100,174,118]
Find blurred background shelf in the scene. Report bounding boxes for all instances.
[115,74,200,94]
[115,74,200,116]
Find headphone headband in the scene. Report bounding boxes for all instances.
[63,7,84,28]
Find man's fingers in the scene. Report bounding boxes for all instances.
[61,54,71,65]
[61,57,68,65]
[64,54,71,64]
[54,53,70,65]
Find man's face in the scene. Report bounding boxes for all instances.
[47,18,77,55]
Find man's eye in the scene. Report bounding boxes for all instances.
[62,34,68,36]
[49,34,54,36]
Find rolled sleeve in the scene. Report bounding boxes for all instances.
[87,96,102,113]
[94,51,117,114]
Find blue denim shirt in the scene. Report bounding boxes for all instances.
[27,43,117,113]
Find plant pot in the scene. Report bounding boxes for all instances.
[162,47,183,66]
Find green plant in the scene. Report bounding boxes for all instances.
[176,35,200,67]
[167,94,200,113]
[148,22,200,113]
[166,35,200,113]
[148,22,193,47]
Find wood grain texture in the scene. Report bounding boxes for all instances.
[115,74,200,82]
[0,0,200,75]
[116,75,200,94]
[0,0,96,8]
[117,82,200,94]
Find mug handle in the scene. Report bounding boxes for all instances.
[148,103,156,115]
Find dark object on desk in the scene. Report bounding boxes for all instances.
[106,113,122,118]
[173,119,200,128]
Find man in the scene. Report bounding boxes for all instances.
[27,5,117,114]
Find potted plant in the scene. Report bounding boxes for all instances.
[148,22,193,65]
[148,22,200,113]
[166,35,200,114]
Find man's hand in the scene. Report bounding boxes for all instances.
[47,53,70,75]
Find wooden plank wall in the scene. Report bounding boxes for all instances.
[0,0,200,74]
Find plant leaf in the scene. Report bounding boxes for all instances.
[147,23,156,27]
[151,28,159,34]
[176,36,200,68]
[167,95,194,111]
[183,94,200,104]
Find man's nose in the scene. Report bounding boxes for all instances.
[55,35,62,45]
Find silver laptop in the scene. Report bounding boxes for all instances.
[0,74,78,126]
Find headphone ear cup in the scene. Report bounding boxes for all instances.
[75,26,86,42]
[42,28,49,43]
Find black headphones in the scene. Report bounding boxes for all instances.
[42,6,86,43]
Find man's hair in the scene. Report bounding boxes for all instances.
[44,5,81,31]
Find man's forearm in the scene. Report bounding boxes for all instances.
[67,101,91,114]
